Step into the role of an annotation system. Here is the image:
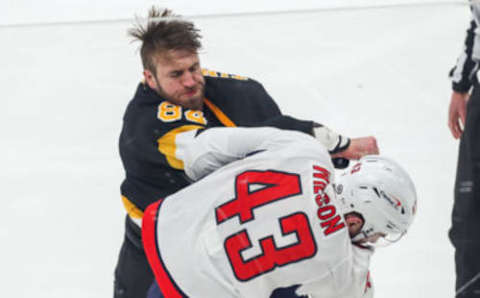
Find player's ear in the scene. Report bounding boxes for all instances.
[144,69,158,90]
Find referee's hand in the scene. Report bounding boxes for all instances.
[448,91,468,139]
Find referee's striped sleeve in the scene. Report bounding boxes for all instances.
[450,18,478,93]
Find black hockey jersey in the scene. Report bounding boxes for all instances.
[119,70,315,219]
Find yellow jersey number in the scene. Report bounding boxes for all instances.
[157,102,207,125]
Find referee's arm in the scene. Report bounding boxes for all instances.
[449,18,478,93]
[448,13,480,138]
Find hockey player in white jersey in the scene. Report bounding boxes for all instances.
[142,127,417,298]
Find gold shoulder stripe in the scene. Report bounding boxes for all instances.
[231,74,248,81]
[204,98,237,127]
[157,125,204,169]
[201,68,248,81]
[202,69,218,77]
[122,195,144,219]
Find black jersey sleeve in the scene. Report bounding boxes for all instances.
[203,71,329,137]
[203,73,282,126]
[259,115,315,135]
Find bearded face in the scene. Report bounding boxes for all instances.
[145,49,205,110]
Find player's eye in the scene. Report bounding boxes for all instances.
[189,63,199,72]
[170,71,182,78]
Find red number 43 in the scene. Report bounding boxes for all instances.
[215,170,318,281]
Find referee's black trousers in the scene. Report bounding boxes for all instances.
[449,80,480,297]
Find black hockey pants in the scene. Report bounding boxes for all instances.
[114,215,157,298]
[449,80,480,297]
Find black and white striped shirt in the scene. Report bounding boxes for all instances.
[450,3,480,92]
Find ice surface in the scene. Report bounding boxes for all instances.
[0,0,465,25]
[1,2,469,297]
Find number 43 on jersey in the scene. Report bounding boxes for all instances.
[215,170,318,282]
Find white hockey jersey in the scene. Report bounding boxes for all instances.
[142,127,373,298]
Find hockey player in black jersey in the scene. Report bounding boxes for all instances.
[115,7,379,298]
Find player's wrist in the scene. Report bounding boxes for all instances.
[312,124,350,154]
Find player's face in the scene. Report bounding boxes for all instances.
[345,212,387,245]
[345,212,364,238]
[144,49,205,110]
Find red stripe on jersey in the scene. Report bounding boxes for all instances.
[142,199,185,298]
[365,271,372,293]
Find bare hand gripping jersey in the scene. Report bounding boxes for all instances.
[142,128,373,298]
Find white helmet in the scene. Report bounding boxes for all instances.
[335,155,417,245]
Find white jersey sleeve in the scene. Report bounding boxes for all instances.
[181,127,320,181]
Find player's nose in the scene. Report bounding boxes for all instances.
[182,72,196,87]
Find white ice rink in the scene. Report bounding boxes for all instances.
[1,1,470,297]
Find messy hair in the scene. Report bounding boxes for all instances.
[128,7,202,74]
